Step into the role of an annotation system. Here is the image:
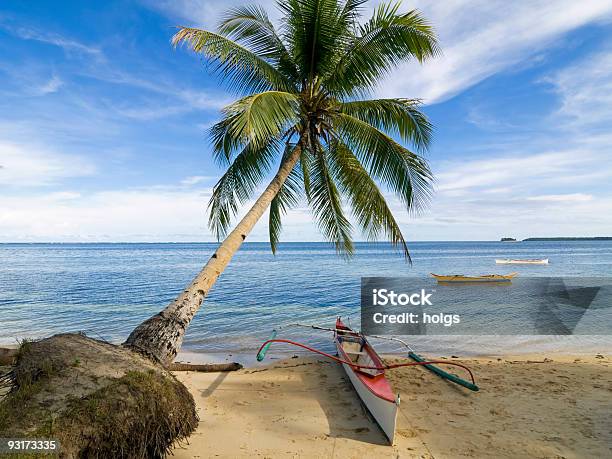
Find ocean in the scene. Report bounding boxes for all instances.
[1,241,611,359]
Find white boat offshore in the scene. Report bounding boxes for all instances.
[495,258,549,265]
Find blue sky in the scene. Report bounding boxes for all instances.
[1,0,611,242]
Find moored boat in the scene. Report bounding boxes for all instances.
[431,272,518,282]
[334,318,399,444]
[255,320,479,445]
[495,258,548,265]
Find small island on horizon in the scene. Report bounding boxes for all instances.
[500,236,612,242]
[522,237,612,241]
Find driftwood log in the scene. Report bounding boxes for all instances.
[1,346,242,372]
[169,362,242,372]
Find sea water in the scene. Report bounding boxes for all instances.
[1,241,611,358]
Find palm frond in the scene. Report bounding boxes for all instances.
[326,3,439,96]
[222,91,300,150]
[340,98,432,151]
[339,0,369,22]
[300,147,313,201]
[336,113,433,213]
[218,5,299,80]
[209,114,247,166]
[269,144,304,253]
[309,144,353,255]
[208,139,280,239]
[328,140,411,261]
[279,0,355,81]
[172,27,295,94]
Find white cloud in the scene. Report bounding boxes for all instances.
[399,147,612,240]
[0,141,95,186]
[7,26,103,57]
[146,0,612,103]
[178,88,230,110]
[109,104,193,120]
[434,150,606,193]
[378,0,612,102]
[36,75,63,95]
[1,168,610,242]
[181,175,209,186]
[44,191,82,201]
[76,70,228,119]
[408,194,612,240]
[106,91,225,120]
[527,193,593,202]
[0,188,209,242]
[0,185,319,243]
[1,21,224,118]
[546,48,612,126]
[142,0,280,29]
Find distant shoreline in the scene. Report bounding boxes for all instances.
[522,237,612,241]
[1,239,612,244]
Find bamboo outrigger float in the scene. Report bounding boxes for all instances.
[256,318,479,445]
[431,272,518,282]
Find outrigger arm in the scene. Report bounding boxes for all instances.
[367,334,479,392]
[256,323,334,361]
[256,323,479,391]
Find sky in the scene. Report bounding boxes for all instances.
[1,0,612,243]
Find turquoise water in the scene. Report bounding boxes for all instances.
[1,241,611,357]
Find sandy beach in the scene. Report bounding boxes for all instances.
[172,353,611,458]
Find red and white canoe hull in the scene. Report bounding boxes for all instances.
[338,353,399,444]
[334,318,399,444]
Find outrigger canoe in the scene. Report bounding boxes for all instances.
[256,319,479,445]
[431,272,518,282]
[334,318,399,444]
[495,258,549,265]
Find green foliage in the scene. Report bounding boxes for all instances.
[340,98,432,151]
[174,0,440,259]
[1,335,197,458]
[269,145,304,254]
[172,27,294,93]
[208,139,281,239]
[335,113,433,213]
[57,371,197,459]
[310,147,354,255]
[0,339,60,436]
[328,140,411,259]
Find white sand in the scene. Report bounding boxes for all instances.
[172,353,611,458]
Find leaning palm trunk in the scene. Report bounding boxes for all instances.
[126,1,439,366]
[124,145,302,365]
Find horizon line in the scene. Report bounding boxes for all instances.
[0,240,501,244]
[1,238,610,244]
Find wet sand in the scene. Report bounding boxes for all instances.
[172,353,612,458]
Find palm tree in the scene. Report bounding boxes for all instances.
[125,0,439,365]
